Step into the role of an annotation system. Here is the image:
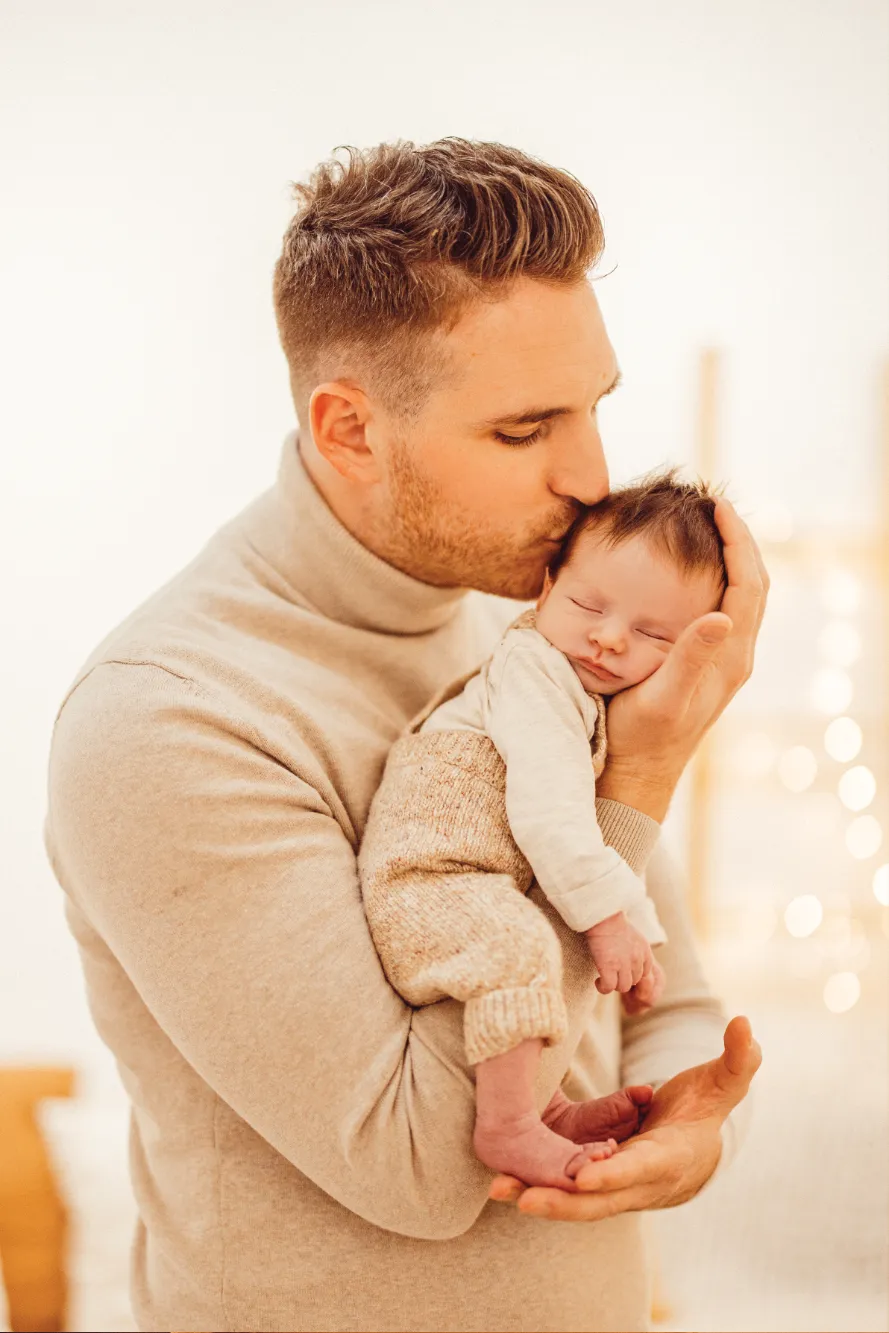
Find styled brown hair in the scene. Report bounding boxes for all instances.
[272,137,606,424]
[549,467,728,592]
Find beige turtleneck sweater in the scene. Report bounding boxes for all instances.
[44,431,744,1333]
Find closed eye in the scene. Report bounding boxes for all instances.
[569,599,602,613]
[638,629,669,642]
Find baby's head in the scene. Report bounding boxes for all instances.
[536,468,727,696]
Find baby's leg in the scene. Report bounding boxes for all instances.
[473,1037,617,1191]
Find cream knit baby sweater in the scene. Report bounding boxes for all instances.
[45,431,748,1333]
[421,613,668,943]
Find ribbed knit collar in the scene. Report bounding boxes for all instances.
[251,429,469,635]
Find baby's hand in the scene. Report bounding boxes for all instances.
[583,911,653,995]
[621,957,666,1015]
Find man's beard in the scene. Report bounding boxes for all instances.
[373,440,564,600]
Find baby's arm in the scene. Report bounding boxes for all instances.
[487,642,667,957]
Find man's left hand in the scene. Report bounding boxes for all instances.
[488,1015,761,1220]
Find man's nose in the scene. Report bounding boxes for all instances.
[546,424,610,507]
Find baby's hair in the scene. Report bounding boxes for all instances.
[549,466,728,592]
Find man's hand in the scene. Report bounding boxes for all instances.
[597,499,769,820]
[488,1016,761,1220]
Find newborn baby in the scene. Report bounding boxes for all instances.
[358,469,728,1191]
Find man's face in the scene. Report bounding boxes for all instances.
[370,277,619,599]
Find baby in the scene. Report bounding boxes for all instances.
[358,469,728,1191]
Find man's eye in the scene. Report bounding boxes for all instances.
[493,427,544,448]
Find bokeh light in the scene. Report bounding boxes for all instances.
[823,972,861,1013]
[873,865,889,907]
[823,717,863,762]
[845,816,883,860]
[817,620,862,667]
[784,894,823,938]
[838,765,876,812]
[810,668,854,716]
[778,746,818,793]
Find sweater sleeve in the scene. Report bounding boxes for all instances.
[486,642,666,941]
[619,840,753,1184]
[45,662,668,1242]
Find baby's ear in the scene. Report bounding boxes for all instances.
[536,569,554,609]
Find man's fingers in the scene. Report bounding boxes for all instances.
[572,1135,666,1194]
[517,1182,653,1222]
[488,1174,524,1202]
[655,613,732,715]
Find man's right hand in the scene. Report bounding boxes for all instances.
[596,498,769,821]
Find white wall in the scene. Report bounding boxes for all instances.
[1,0,887,1069]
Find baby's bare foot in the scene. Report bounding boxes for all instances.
[542,1084,652,1145]
[473,1112,617,1191]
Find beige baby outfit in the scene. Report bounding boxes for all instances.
[358,608,667,1066]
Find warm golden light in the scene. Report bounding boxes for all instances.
[845,816,883,860]
[838,766,876,812]
[873,865,889,907]
[778,746,818,792]
[810,668,854,716]
[823,972,861,1013]
[784,894,823,938]
[824,717,863,762]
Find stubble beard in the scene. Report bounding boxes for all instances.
[374,439,553,600]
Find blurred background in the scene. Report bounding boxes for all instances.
[1,1,887,1330]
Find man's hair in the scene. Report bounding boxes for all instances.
[272,137,606,424]
[549,467,728,592]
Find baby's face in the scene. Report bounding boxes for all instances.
[536,528,723,696]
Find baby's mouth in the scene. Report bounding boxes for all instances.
[572,656,621,682]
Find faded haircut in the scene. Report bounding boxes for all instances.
[272,137,606,425]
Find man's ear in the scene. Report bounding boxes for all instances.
[308,381,381,483]
[536,568,554,611]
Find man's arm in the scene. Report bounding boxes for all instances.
[46,660,657,1243]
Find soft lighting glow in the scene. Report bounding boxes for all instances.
[740,901,779,945]
[777,746,817,792]
[824,717,863,762]
[784,894,823,938]
[751,501,794,543]
[818,621,862,668]
[821,570,862,616]
[810,668,854,715]
[732,730,777,779]
[838,765,876,812]
[873,865,889,907]
[823,972,861,1013]
[845,815,883,860]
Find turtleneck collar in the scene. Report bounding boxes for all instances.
[245,430,469,636]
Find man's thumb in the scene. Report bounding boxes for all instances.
[721,1015,762,1086]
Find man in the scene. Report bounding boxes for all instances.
[45,137,765,1332]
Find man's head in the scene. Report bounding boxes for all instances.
[535,469,728,695]
[272,138,617,598]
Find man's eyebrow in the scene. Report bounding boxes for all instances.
[473,368,623,430]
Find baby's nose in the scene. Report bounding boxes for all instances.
[590,622,626,653]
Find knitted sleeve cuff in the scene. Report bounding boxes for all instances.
[595,798,660,876]
[464,986,569,1066]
